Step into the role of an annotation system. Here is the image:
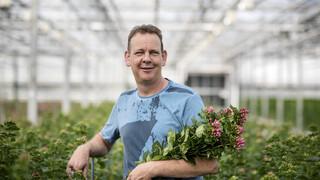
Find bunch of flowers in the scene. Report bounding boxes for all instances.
[136,105,249,165]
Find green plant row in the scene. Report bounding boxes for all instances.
[241,98,320,130]
[1,102,319,179]
[0,102,124,180]
[204,121,320,180]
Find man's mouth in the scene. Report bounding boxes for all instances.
[141,67,154,70]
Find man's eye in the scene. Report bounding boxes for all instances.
[135,52,143,55]
[151,51,159,55]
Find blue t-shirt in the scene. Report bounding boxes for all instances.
[101,79,205,179]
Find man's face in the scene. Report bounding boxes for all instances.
[125,33,167,84]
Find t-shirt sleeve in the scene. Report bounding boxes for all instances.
[100,102,120,144]
[182,93,205,127]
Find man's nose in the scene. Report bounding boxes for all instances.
[142,53,151,63]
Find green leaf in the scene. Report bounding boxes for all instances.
[167,129,176,152]
[195,124,205,138]
[191,117,198,126]
[163,146,169,156]
[142,151,151,162]
[179,143,189,155]
[183,129,190,143]
[146,152,152,162]
[152,141,162,156]
[151,155,165,161]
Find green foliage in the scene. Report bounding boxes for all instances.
[1,102,124,180]
[204,121,320,180]
[0,121,21,179]
[284,99,296,124]
[204,119,278,179]
[304,99,320,130]
[243,98,320,131]
[258,129,320,179]
[269,98,277,121]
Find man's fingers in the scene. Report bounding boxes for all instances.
[66,166,74,179]
[83,164,89,179]
[66,166,71,174]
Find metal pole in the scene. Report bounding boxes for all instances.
[95,59,100,105]
[261,54,269,121]
[91,157,94,180]
[13,54,19,100]
[28,0,38,125]
[296,49,303,131]
[81,58,89,108]
[276,56,284,125]
[63,0,71,114]
[276,35,284,125]
[62,50,71,114]
[230,61,239,108]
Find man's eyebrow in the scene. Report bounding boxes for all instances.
[135,48,145,51]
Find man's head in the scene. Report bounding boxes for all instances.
[127,24,163,53]
[124,24,167,87]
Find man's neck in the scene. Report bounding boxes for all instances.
[137,78,168,97]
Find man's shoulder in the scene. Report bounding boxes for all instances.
[165,80,197,95]
[120,88,138,97]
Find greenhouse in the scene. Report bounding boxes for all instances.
[0,0,319,179]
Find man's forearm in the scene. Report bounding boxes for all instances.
[129,158,218,179]
[152,158,218,178]
[85,133,113,157]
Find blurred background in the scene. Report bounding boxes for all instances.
[0,0,319,130]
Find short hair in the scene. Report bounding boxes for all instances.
[127,24,163,52]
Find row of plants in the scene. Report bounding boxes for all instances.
[1,101,319,179]
[240,98,320,131]
[1,102,124,180]
[205,119,320,180]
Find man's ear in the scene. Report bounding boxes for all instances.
[124,51,131,67]
[161,50,168,66]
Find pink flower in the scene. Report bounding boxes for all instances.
[205,106,214,114]
[211,119,219,128]
[212,128,221,137]
[227,108,232,114]
[223,108,232,114]
[236,136,245,150]
[32,172,40,178]
[236,125,243,135]
[43,146,47,151]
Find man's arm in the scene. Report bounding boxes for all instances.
[127,158,218,180]
[66,133,113,178]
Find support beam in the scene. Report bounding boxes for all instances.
[296,49,303,131]
[62,49,71,114]
[229,62,239,108]
[27,0,38,125]
[81,57,89,108]
[276,38,285,125]
[153,0,159,25]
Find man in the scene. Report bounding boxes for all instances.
[66,24,218,180]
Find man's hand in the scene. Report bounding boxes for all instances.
[66,144,90,179]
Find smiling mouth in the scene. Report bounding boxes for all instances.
[141,67,154,70]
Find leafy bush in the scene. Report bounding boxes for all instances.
[258,125,320,179]
[1,102,124,180]
[204,121,320,180]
